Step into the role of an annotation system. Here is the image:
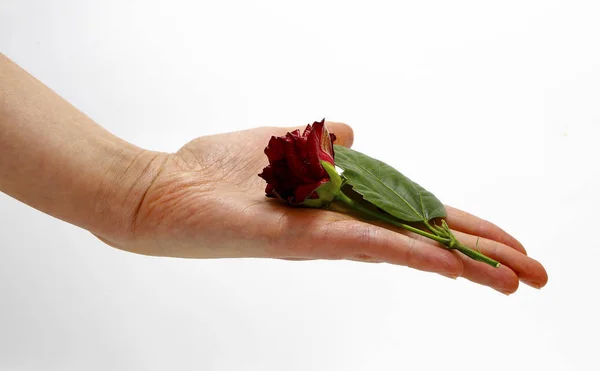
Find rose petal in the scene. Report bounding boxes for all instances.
[264,136,286,162]
[294,180,328,202]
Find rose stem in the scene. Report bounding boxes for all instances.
[450,240,501,268]
[334,191,500,268]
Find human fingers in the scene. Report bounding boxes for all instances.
[326,121,354,148]
[453,251,521,295]
[377,228,521,294]
[274,216,464,277]
[444,206,527,255]
[451,230,548,289]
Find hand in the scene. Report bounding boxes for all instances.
[103,122,548,295]
[0,56,547,294]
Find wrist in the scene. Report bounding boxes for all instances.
[90,142,170,244]
[0,54,170,246]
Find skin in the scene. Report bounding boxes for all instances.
[0,54,548,295]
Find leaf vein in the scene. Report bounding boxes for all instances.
[346,162,424,221]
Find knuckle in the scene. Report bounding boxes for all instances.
[405,237,418,268]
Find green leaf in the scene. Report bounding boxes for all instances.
[333,145,446,222]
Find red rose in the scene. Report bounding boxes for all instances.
[258,119,340,205]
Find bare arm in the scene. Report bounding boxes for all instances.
[0,53,166,239]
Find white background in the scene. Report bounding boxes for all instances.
[1,1,599,370]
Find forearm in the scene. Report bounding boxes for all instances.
[0,54,167,239]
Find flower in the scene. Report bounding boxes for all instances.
[258,119,341,206]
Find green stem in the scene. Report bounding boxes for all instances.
[334,192,449,244]
[334,191,501,268]
[453,241,501,268]
[424,220,441,235]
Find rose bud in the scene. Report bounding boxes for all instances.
[258,119,342,207]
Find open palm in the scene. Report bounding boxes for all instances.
[125,122,547,294]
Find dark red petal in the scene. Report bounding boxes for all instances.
[304,122,327,177]
[316,120,335,164]
[302,124,312,137]
[284,132,311,180]
[265,183,275,196]
[258,165,274,183]
[289,129,302,139]
[266,162,305,201]
[259,165,281,198]
[294,179,328,202]
[264,136,286,163]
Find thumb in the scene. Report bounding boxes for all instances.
[278,120,354,148]
[325,121,354,148]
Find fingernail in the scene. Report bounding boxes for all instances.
[441,273,458,280]
[496,289,512,296]
[523,280,542,289]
